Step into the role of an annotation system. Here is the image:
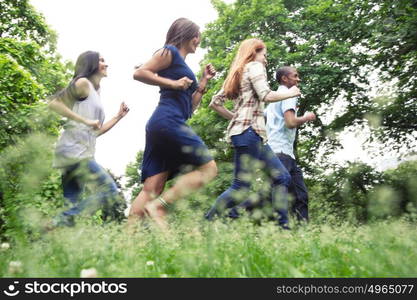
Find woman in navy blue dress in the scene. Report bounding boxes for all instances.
[129,18,217,229]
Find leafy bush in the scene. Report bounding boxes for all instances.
[308,160,417,223]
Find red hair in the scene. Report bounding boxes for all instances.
[223,38,266,99]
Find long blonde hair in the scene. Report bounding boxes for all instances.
[223,38,266,99]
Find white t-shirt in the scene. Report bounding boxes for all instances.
[265,85,298,159]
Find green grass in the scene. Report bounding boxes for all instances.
[1,213,416,278]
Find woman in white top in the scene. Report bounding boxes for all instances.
[48,51,129,227]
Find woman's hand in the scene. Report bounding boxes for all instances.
[117,102,130,119]
[288,85,301,98]
[203,63,216,80]
[96,102,129,136]
[172,76,194,90]
[84,119,101,130]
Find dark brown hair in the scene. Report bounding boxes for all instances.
[55,51,100,103]
[165,18,200,48]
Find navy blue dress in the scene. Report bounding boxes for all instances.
[141,45,213,183]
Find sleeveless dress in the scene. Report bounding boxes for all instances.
[53,80,105,168]
[141,45,213,182]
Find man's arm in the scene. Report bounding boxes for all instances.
[284,109,316,129]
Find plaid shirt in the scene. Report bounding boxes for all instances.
[211,61,271,143]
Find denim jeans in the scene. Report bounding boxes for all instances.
[56,159,118,226]
[205,127,291,226]
[277,153,309,222]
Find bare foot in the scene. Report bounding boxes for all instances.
[144,200,168,231]
[126,215,140,234]
[42,220,57,233]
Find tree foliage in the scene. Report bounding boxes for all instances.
[0,0,57,51]
[308,160,417,223]
[0,1,71,238]
[190,0,416,171]
[124,150,144,200]
[128,0,416,224]
[185,0,417,223]
[0,0,72,150]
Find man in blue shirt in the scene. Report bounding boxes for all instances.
[265,66,316,222]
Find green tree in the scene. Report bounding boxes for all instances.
[192,0,416,171]
[0,0,57,50]
[307,162,384,223]
[367,0,417,147]
[124,150,144,200]
[188,0,416,222]
[0,0,71,238]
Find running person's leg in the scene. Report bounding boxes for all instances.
[144,161,217,229]
[261,146,291,228]
[133,122,217,229]
[205,145,252,220]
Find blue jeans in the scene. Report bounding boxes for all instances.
[205,127,291,226]
[56,159,118,226]
[277,153,309,222]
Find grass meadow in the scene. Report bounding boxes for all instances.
[1,209,416,278]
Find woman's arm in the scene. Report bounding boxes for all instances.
[192,64,216,112]
[133,49,193,90]
[48,78,100,130]
[263,86,301,103]
[248,62,301,103]
[97,102,129,136]
[208,89,235,120]
[210,102,235,120]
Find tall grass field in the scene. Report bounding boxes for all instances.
[1,213,416,278]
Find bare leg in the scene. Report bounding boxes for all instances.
[163,160,217,203]
[144,161,217,229]
[127,171,168,228]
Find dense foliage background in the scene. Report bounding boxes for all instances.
[125,0,417,224]
[0,0,125,239]
[0,0,416,277]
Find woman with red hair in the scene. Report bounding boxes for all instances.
[205,38,300,229]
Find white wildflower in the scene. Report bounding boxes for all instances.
[8,261,23,274]
[80,268,98,278]
[1,242,10,250]
[146,261,155,267]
